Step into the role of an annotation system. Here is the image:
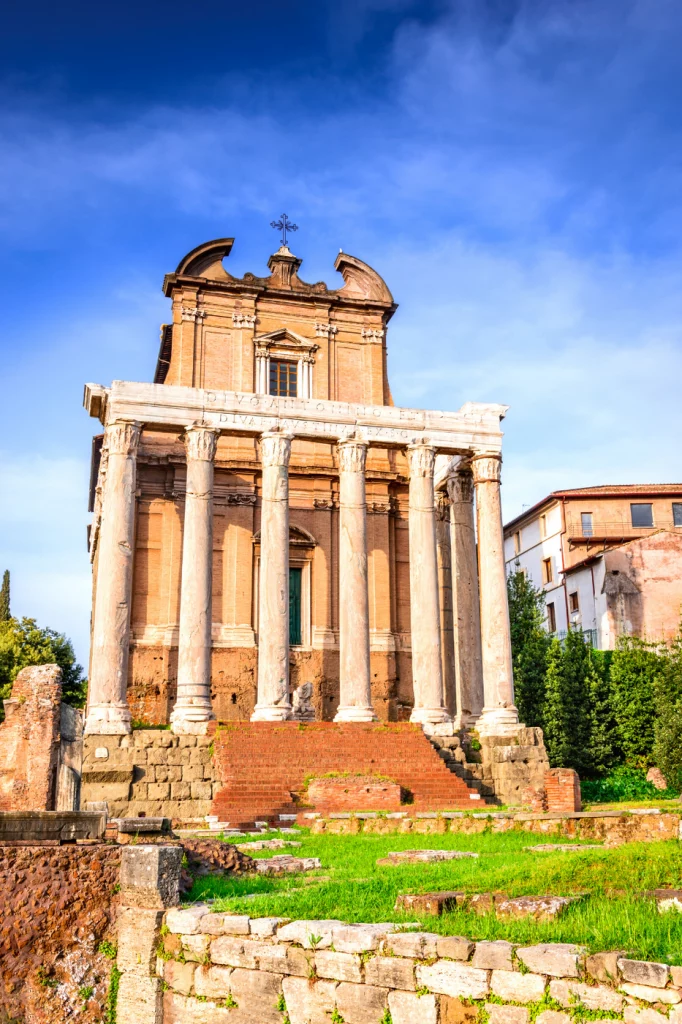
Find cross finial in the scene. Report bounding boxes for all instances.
[270,213,298,248]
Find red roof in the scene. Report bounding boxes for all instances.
[504,483,682,532]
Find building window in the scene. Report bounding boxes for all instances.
[631,503,654,528]
[673,503,682,527]
[513,531,521,555]
[542,557,553,584]
[569,591,580,613]
[269,359,298,397]
[289,567,302,646]
[539,514,547,539]
[547,602,557,633]
[581,512,593,537]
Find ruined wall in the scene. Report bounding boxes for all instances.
[0,843,121,1023]
[603,532,682,643]
[0,665,62,812]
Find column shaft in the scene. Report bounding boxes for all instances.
[407,442,450,727]
[472,453,518,734]
[448,465,484,728]
[252,431,293,721]
[335,438,375,722]
[436,494,456,717]
[171,426,220,734]
[85,420,141,735]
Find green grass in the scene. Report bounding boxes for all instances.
[186,827,682,963]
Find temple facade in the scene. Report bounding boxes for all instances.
[83,238,519,737]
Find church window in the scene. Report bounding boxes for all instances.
[269,359,298,397]
[630,503,653,528]
[289,567,302,646]
[673,502,682,527]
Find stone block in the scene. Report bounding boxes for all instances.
[365,956,416,991]
[116,973,163,1024]
[166,905,210,934]
[250,917,289,938]
[472,940,514,970]
[120,845,182,909]
[163,959,196,995]
[619,959,670,988]
[335,981,388,1023]
[416,961,489,999]
[276,919,342,948]
[229,967,284,1023]
[182,933,211,961]
[437,936,475,961]
[148,782,171,800]
[621,984,681,1004]
[495,895,579,921]
[183,763,206,781]
[672,968,682,988]
[439,996,480,1024]
[536,1014,571,1024]
[315,951,363,982]
[549,979,623,1011]
[191,781,213,800]
[624,1008,669,1024]
[491,970,546,1003]
[385,931,439,958]
[388,990,438,1024]
[178,735,198,747]
[282,976,339,1024]
[200,914,251,936]
[486,1005,530,1024]
[171,782,191,800]
[516,943,583,978]
[395,891,462,916]
[210,935,258,968]
[331,923,394,953]
[193,965,233,999]
[586,951,622,984]
[190,746,212,765]
[117,907,164,973]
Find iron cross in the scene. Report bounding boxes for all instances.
[270,213,298,247]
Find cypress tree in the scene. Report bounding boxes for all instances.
[610,636,660,764]
[542,630,592,774]
[507,565,550,727]
[542,637,570,768]
[586,647,617,777]
[0,570,9,621]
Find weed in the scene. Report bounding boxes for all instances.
[380,1009,393,1024]
[79,985,94,1003]
[308,933,323,950]
[104,966,121,1024]
[36,967,59,989]
[221,993,238,1009]
[276,993,288,1012]
[415,985,431,996]
[98,940,118,960]
[330,1008,345,1024]
[156,941,174,962]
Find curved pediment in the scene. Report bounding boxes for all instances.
[174,238,234,278]
[333,252,394,304]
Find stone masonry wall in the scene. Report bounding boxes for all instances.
[0,664,62,812]
[82,731,219,820]
[0,843,121,1023]
[157,908,682,1024]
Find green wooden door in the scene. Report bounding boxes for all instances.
[289,567,302,646]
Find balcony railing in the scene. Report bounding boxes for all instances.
[566,520,682,541]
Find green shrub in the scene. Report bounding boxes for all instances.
[581,765,677,803]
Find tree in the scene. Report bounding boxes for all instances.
[610,636,661,765]
[0,570,9,621]
[542,630,592,774]
[507,565,550,728]
[586,648,618,776]
[653,631,682,791]
[0,616,86,721]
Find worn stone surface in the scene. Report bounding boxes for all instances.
[193,964,233,999]
[491,969,546,1003]
[395,891,462,915]
[249,916,289,938]
[120,843,183,908]
[315,950,364,982]
[166,904,210,934]
[439,995,481,1024]
[0,664,63,812]
[332,923,396,952]
[495,895,580,921]
[275,918,341,948]
[117,973,163,1024]
[335,980,389,1023]
[549,979,623,1011]
[517,943,583,977]
[386,931,439,958]
[486,1004,530,1024]
[621,984,681,1004]
[389,989,438,1024]
[163,958,197,995]
[365,956,416,991]
[200,913,251,935]
[472,940,514,969]
[378,849,479,865]
[118,907,164,973]
[437,936,475,960]
[416,961,489,999]
[255,854,322,874]
[619,959,670,988]
[210,935,259,968]
[586,951,622,983]
[229,967,284,1023]
[623,1007,669,1024]
[282,976,339,1024]
[536,1013,571,1024]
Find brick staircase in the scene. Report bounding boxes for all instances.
[211,722,484,826]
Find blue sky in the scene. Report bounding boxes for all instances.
[1,0,681,667]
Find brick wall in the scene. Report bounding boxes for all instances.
[545,768,582,813]
[306,776,402,812]
[0,843,121,1022]
[0,664,62,812]
[157,908,682,1024]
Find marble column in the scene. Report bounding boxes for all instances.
[85,420,141,735]
[407,441,450,728]
[335,437,376,722]
[252,430,293,721]
[170,425,220,734]
[436,493,456,717]
[472,452,518,734]
[447,464,484,728]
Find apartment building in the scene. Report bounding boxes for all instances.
[503,485,682,648]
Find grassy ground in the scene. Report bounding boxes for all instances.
[186,827,682,963]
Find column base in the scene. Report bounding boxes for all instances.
[452,711,481,731]
[170,702,216,736]
[84,703,132,736]
[251,705,293,722]
[334,706,378,723]
[476,703,520,736]
[410,707,452,728]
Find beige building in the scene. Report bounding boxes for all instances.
[504,484,682,647]
[84,236,522,738]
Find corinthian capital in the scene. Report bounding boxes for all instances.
[447,466,474,504]
[105,421,141,457]
[472,453,502,485]
[407,441,436,479]
[337,438,368,474]
[184,425,220,462]
[260,430,293,468]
